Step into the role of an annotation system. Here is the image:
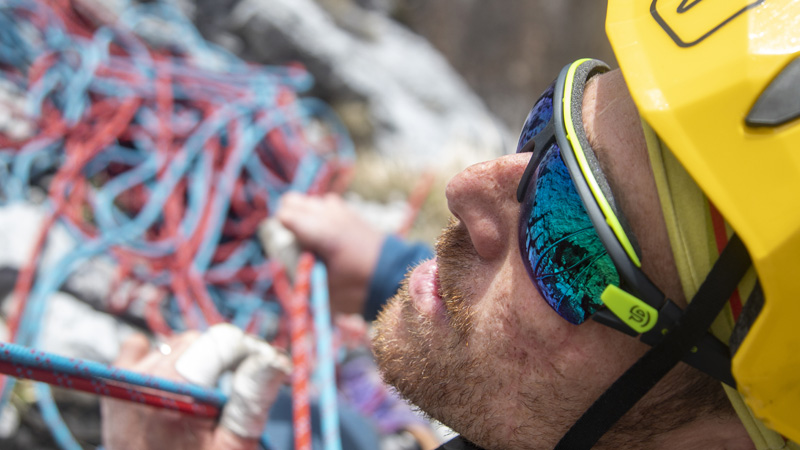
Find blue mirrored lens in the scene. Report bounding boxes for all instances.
[517,83,555,153]
[518,144,619,324]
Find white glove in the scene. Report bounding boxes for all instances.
[175,324,292,439]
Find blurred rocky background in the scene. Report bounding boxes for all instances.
[394,1,615,128]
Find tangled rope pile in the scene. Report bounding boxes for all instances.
[0,0,354,447]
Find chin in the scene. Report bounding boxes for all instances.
[372,287,507,449]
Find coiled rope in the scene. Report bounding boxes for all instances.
[0,0,353,448]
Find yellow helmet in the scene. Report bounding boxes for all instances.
[607,0,800,444]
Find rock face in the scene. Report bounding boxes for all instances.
[180,0,614,167]
[394,1,616,129]
[178,0,512,170]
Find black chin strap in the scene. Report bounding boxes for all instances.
[554,234,751,450]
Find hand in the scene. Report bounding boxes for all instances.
[101,325,291,450]
[276,192,385,315]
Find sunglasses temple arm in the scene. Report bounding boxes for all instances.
[639,300,736,387]
[515,120,556,202]
[516,153,539,202]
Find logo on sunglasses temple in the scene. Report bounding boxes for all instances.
[628,306,651,328]
[600,285,659,334]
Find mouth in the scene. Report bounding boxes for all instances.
[408,259,447,320]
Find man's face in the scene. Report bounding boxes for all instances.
[372,70,685,449]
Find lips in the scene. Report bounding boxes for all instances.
[408,259,447,319]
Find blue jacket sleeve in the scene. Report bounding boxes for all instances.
[363,234,434,322]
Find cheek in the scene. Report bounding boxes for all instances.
[550,320,650,398]
[466,259,577,375]
[467,256,648,388]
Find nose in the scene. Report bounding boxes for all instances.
[445,154,528,260]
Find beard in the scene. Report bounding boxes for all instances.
[371,220,735,450]
[371,220,512,447]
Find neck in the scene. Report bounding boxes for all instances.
[650,416,755,450]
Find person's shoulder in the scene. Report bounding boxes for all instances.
[436,436,486,450]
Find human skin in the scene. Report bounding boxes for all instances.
[277,191,384,315]
[101,330,289,450]
[101,333,257,450]
[372,70,753,450]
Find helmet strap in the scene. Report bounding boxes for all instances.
[554,233,752,450]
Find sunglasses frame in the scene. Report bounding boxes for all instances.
[517,58,735,386]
